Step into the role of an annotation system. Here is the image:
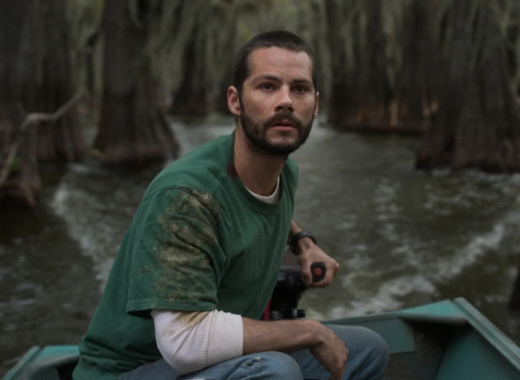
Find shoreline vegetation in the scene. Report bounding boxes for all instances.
[1,0,520,207]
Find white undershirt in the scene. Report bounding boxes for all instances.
[246,176,281,204]
[152,177,281,375]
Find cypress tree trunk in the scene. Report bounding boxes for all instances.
[85,31,99,97]
[0,120,41,208]
[417,0,520,171]
[510,259,520,311]
[324,0,431,133]
[324,0,391,132]
[501,0,520,100]
[169,34,209,116]
[94,0,178,165]
[0,0,84,207]
[35,0,86,162]
[392,0,438,132]
[0,0,42,207]
[0,110,41,208]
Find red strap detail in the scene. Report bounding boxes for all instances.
[263,299,271,321]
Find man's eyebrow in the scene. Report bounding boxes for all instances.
[292,78,313,85]
[252,75,282,83]
[252,75,313,85]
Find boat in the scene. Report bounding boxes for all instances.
[3,297,520,380]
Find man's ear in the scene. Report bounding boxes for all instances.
[227,86,241,116]
[314,92,320,118]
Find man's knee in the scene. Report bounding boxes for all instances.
[248,351,303,380]
[360,328,389,372]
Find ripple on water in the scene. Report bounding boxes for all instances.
[295,130,520,342]
[49,118,236,292]
[8,119,520,355]
[50,171,148,291]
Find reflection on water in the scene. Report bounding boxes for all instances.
[1,115,520,374]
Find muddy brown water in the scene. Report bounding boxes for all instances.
[2,115,520,376]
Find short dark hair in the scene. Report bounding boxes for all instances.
[232,30,319,92]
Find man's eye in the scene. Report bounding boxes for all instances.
[294,85,307,93]
[261,83,274,91]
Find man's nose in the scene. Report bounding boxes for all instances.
[275,86,294,112]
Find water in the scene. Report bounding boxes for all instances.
[1,115,520,375]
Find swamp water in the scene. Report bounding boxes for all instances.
[1,115,520,375]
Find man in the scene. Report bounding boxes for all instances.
[73,31,388,380]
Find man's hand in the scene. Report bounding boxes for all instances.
[243,318,348,380]
[297,238,339,288]
[310,323,349,380]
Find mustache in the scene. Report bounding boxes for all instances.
[265,112,303,129]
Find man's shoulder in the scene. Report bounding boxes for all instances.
[147,134,233,196]
[285,156,298,173]
[283,156,299,183]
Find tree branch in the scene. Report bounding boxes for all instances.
[0,90,85,188]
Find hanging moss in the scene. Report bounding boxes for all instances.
[64,0,520,155]
[417,0,520,172]
[94,0,179,166]
[145,0,329,115]
[10,158,20,173]
[67,0,104,93]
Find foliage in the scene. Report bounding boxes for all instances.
[66,0,104,91]
[144,0,329,96]
[9,157,19,173]
[60,0,520,107]
[495,0,520,95]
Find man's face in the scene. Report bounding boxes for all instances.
[235,47,319,156]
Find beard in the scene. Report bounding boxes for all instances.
[239,99,315,157]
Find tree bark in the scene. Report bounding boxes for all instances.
[392,0,438,132]
[510,259,520,311]
[324,0,430,134]
[0,0,41,207]
[85,30,100,96]
[416,0,520,172]
[94,0,179,166]
[35,0,86,162]
[169,34,209,116]
[0,0,86,207]
[0,93,84,188]
[0,111,41,208]
[325,0,390,132]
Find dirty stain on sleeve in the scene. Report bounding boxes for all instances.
[161,311,210,338]
[151,187,224,308]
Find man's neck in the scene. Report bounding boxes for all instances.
[233,126,287,196]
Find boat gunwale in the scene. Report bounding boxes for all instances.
[4,298,520,379]
[3,347,41,380]
[326,298,520,374]
[453,297,520,372]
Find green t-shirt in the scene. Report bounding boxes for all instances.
[73,132,298,380]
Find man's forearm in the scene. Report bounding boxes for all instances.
[242,317,323,354]
[243,316,350,380]
[289,219,302,240]
[289,219,315,253]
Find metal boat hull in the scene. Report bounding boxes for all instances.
[4,298,520,380]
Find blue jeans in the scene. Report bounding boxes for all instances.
[119,324,389,380]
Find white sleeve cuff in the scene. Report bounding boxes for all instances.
[151,309,243,375]
[207,310,243,367]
